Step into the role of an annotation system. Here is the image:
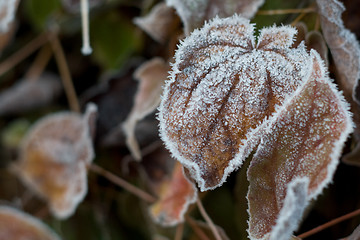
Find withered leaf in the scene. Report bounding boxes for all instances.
[14,103,97,219]
[305,31,328,67]
[0,73,62,116]
[317,0,360,102]
[134,2,180,44]
[166,0,265,35]
[149,161,197,226]
[0,206,61,240]
[247,52,353,240]
[122,57,168,160]
[0,0,19,33]
[159,15,312,191]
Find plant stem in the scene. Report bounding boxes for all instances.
[50,35,80,113]
[196,197,222,240]
[80,0,92,55]
[0,32,49,76]
[186,216,211,240]
[257,7,315,15]
[174,222,184,240]
[89,163,157,203]
[297,208,360,239]
[25,44,52,80]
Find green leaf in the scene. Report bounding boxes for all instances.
[24,0,61,29]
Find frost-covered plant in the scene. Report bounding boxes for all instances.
[158,15,353,240]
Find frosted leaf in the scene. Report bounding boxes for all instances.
[0,0,19,33]
[247,51,353,240]
[122,58,168,160]
[14,103,97,219]
[316,0,360,103]
[149,162,197,226]
[0,73,62,116]
[134,3,180,43]
[166,0,265,35]
[0,206,61,240]
[159,15,312,191]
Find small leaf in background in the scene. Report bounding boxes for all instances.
[247,51,353,240]
[316,0,360,102]
[159,15,311,191]
[342,224,360,240]
[134,2,181,44]
[149,161,197,226]
[0,206,61,240]
[0,0,19,33]
[122,57,168,160]
[13,103,97,219]
[166,0,265,35]
[0,73,62,116]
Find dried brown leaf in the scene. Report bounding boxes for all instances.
[159,15,311,191]
[14,103,97,219]
[134,2,181,43]
[149,161,197,226]
[247,52,353,240]
[166,0,265,35]
[0,206,61,240]
[122,57,168,160]
[0,73,62,116]
[317,0,360,102]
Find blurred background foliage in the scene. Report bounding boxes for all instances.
[0,0,360,240]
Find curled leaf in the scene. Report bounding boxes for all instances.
[14,103,97,219]
[149,161,197,226]
[317,0,360,102]
[0,73,62,116]
[0,206,61,240]
[134,2,180,43]
[122,57,168,160]
[159,15,311,191]
[166,0,265,35]
[247,51,353,240]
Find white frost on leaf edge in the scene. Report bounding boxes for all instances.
[247,50,353,240]
[0,206,61,240]
[268,178,309,240]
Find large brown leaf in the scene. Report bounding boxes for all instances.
[247,52,353,240]
[159,15,311,191]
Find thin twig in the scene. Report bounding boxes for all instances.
[80,0,92,55]
[257,7,315,15]
[291,11,308,26]
[186,216,211,240]
[89,163,157,203]
[174,222,184,240]
[0,32,50,76]
[25,44,52,80]
[196,197,222,240]
[50,35,80,113]
[297,208,360,239]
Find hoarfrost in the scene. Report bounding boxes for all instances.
[159,15,312,191]
[0,0,19,33]
[246,51,353,240]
